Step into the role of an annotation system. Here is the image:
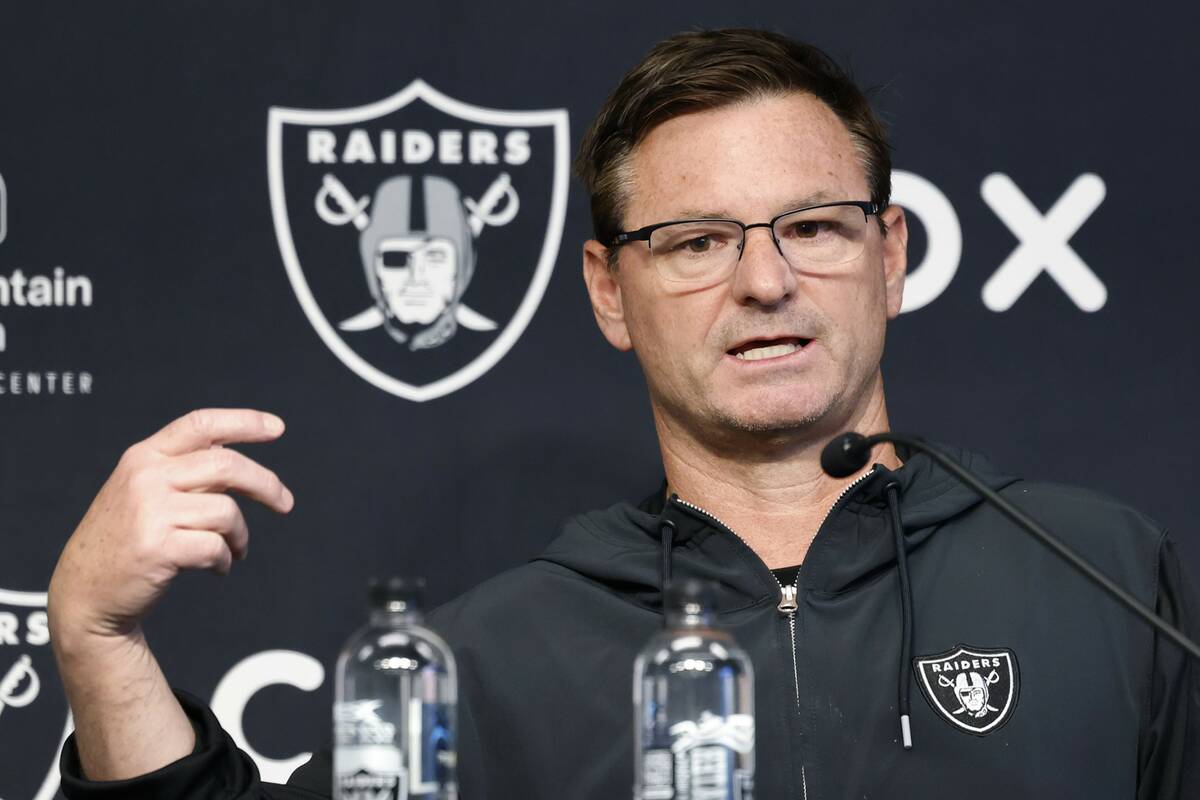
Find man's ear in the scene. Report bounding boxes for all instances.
[879,204,908,319]
[582,239,632,351]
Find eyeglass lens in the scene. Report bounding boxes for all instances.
[647,204,870,283]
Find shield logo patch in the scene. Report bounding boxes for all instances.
[914,644,1019,735]
[267,80,569,402]
[0,587,74,800]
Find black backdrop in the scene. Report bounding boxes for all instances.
[2,2,1198,796]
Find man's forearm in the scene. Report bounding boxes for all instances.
[54,629,196,781]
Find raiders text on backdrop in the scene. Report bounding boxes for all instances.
[306,128,532,165]
[0,610,49,647]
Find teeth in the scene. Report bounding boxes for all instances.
[735,342,799,361]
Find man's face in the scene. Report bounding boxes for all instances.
[587,93,906,440]
[373,237,458,325]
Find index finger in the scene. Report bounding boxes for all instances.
[150,408,286,456]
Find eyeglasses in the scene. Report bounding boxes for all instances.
[611,201,880,286]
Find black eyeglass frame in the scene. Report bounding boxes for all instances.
[610,200,881,253]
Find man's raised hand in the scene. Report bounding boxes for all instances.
[46,408,294,780]
[49,408,294,645]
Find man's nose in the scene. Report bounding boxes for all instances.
[729,226,796,306]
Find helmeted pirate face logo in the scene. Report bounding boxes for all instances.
[268,81,569,401]
[914,644,1019,735]
[0,587,74,800]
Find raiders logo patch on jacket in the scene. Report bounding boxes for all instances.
[914,644,1020,735]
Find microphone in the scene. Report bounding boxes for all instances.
[821,431,1200,661]
[820,431,875,477]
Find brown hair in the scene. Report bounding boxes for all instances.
[574,28,891,255]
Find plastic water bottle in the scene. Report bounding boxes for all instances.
[334,577,457,799]
[633,579,755,800]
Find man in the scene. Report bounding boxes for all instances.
[48,28,1198,799]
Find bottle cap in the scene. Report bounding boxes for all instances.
[368,576,427,610]
[664,578,718,613]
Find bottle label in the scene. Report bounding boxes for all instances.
[334,700,455,799]
[334,701,406,799]
[335,700,398,745]
[334,744,407,800]
[646,712,754,800]
[406,697,456,795]
[336,765,407,800]
[641,748,675,799]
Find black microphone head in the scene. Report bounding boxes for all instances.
[821,432,870,478]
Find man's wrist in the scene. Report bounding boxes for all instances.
[55,631,198,782]
[51,620,148,669]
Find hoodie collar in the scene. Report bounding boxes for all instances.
[798,444,1019,593]
[535,443,1019,606]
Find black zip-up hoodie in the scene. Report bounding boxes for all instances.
[60,446,1199,799]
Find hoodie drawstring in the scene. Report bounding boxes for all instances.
[884,480,915,750]
[658,517,678,595]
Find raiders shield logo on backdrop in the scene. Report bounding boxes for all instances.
[267,80,569,401]
[0,587,74,800]
[914,644,1019,735]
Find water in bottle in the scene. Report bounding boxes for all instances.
[334,577,456,800]
[633,578,755,800]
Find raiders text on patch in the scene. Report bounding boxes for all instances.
[914,644,1020,736]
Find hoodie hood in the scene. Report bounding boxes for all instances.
[534,442,1020,608]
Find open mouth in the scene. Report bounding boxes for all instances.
[728,337,811,362]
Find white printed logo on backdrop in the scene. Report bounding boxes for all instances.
[268,81,569,402]
[0,171,7,245]
[893,169,1107,313]
[0,587,73,800]
[0,171,95,391]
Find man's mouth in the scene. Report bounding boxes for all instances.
[728,337,812,361]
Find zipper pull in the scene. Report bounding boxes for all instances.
[777,584,798,614]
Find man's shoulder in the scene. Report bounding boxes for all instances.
[998,478,1167,539]
[985,478,1171,587]
[915,443,1167,544]
[427,559,605,642]
[440,559,587,610]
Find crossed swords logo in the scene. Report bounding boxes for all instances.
[314,171,519,335]
[0,654,39,719]
[939,669,1001,719]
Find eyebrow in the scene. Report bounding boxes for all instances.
[668,190,841,221]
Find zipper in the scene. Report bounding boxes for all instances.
[779,583,805,800]
[672,466,876,800]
